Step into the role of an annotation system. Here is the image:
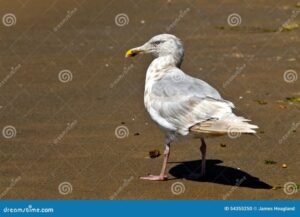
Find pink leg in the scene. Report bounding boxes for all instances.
[200,138,206,177]
[140,143,170,181]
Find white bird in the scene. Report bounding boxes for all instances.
[125,34,258,181]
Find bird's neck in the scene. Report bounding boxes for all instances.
[150,54,181,71]
[145,56,174,81]
[144,55,180,96]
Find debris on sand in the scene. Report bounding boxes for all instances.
[282,163,287,168]
[278,104,287,109]
[264,160,277,165]
[255,100,268,105]
[121,122,126,124]
[281,23,299,31]
[215,26,277,33]
[134,132,140,136]
[149,149,161,158]
[271,185,282,190]
[285,97,300,103]
[220,143,226,148]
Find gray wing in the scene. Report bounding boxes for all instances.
[152,68,222,99]
[149,68,235,135]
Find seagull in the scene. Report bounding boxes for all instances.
[125,34,258,181]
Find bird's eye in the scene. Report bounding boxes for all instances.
[152,40,163,46]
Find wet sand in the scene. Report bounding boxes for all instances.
[0,0,299,199]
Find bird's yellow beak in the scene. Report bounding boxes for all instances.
[125,48,143,58]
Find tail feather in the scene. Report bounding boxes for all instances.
[190,116,258,135]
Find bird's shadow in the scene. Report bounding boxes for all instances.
[169,159,272,189]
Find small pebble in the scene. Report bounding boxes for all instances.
[105,64,109,67]
[140,20,145,24]
[220,143,226,147]
[282,163,287,168]
[134,133,140,136]
[121,122,125,124]
[287,58,296,62]
[279,105,287,109]
[271,186,282,190]
[149,149,161,158]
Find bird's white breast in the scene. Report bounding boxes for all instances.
[143,56,178,132]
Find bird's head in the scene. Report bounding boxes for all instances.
[125,34,184,64]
